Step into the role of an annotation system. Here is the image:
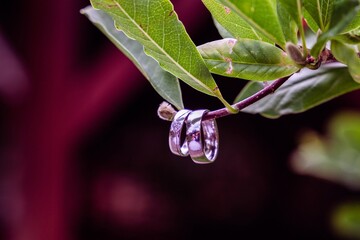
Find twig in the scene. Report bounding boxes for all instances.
[202,75,291,121]
[157,75,291,122]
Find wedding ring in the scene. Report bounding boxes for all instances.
[169,109,191,156]
[186,110,219,164]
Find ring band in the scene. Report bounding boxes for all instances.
[169,109,191,156]
[186,110,219,164]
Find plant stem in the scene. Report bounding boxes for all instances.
[297,0,307,56]
[158,50,338,122]
[202,53,338,120]
[202,75,291,121]
[158,75,291,122]
[317,0,325,30]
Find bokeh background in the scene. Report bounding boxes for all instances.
[1,0,360,239]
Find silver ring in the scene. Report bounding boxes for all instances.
[169,109,191,156]
[185,110,219,164]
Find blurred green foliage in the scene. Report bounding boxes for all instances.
[291,111,360,239]
[332,202,360,239]
[291,111,360,190]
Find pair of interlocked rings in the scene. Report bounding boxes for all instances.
[169,109,219,164]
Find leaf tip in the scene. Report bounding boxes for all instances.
[80,5,92,15]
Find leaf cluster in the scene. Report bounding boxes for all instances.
[82,0,360,118]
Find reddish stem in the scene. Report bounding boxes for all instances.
[202,75,291,121]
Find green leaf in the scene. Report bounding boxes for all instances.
[277,0,299,44]
[202,0,271,43]
[213,19,234,38]
[216,0,286,48]
[303,0,334,30]
[304,9,321,32]
[81,6,184,110]
[234,65,360,118]
[331,40,360,82]
[310,0,360,57]
[329,112,360,149]
[197,38,299,81]
[278,0,303,28]
[90,0,226,102]
[333,29,360,44]
[342,11,360,33]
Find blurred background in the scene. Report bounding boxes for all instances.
[1,0,360,239]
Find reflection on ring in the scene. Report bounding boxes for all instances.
[169,109,219,164]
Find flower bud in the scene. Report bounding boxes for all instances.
[157,102,176,121]
[286,42,306,65]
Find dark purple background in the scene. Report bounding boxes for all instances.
[0,1,359,239]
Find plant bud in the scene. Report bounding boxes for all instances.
[157,102,177,121]
[286,42,306,65]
